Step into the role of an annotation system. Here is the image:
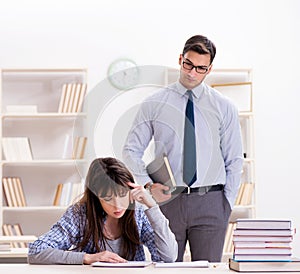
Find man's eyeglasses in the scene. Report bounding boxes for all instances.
[182,58,209,74]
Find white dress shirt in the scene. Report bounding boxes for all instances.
[123,81,243,208]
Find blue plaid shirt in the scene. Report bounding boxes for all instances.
[28,203,162,262]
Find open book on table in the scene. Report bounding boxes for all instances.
[146,154,176,193]
[91,260,209,268]
[91,261,152,267]
[154,260,209,268]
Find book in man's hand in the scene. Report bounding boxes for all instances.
[146,155,176,193]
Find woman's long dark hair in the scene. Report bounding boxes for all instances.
[75,157,140,260]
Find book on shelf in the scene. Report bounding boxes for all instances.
[58,83,87,113]
[62,134,73,159]
[2,177,26,207]
[59,182,73,206]
[76,83,87,112]
[236,219,292,230]
[235,183,245,205]
[235,182,254,206]
[72,136,87,159]
[2,137,33,161]
[53,180,84,206]
[2,177,14,207]
[146,154,176,193]
[2,224,27,248]
[67,83,77,113]
[229,257,300,272]
[59,83,69,113]
[53,183,63,206]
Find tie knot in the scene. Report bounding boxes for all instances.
[187,90,193,100]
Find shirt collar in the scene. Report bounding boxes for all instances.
[176,81,204,99]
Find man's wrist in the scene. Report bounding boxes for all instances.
[144,182,153,192]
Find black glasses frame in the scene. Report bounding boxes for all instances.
[182,58,210,74]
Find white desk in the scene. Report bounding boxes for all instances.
[2,262,295,273]
[0,263,232,274]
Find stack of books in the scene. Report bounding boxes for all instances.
[53,180,85,206]
[2,224,27,248]
[58,83,87,113]
[2,177,26,207]
[229,219,300,272]
[72,136,87,160]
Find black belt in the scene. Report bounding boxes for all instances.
[172,184,224,195]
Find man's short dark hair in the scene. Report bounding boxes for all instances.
[182,35,216,64]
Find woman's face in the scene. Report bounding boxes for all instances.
[99,190,130,219]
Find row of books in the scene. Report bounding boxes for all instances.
[2,177,26,207]
[72,136,87,160]
[2,224,27,248]
[2,136,87,161]
[229,219,300,272]
[62,135,88,160]
[53,181,85,206]
[3,83,87,114]
[2,176,85,207]
[58,83,87,113]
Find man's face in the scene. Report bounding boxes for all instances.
[178,50,212,90]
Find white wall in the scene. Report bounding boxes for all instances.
[1,0,299,255]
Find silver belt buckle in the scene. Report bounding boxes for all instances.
[198,186,210,195]
[187,187,190,194]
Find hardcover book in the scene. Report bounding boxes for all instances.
[229,258,300,272]
[236,219,292,230]
[233,228,295,236]
[233,254,292,262]
[146,155,176,193]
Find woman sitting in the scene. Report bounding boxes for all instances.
[28,157,177,264]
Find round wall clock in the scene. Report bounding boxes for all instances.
[107,58,139,90]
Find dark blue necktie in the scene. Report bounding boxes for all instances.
[183,90,197,186]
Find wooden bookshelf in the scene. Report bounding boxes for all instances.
[0,69,88,238]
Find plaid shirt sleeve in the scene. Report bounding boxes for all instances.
[29,203,176,263]
[28,204,86,255]
[134,206,161,262]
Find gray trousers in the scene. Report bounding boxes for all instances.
[160,190,231,262]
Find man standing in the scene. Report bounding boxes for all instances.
[123,35,243,262]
